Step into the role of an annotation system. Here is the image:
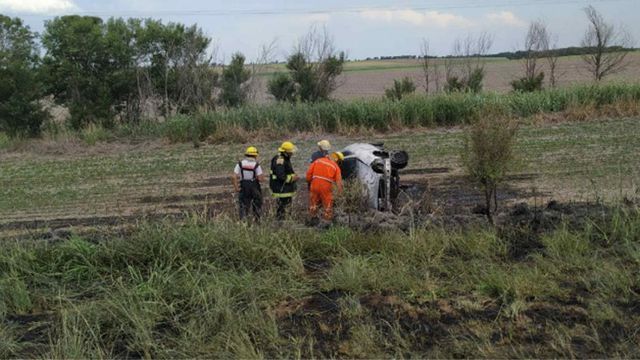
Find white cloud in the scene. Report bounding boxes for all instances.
[486,11,527,27]
[360,9,473,28]
[0,0,78,14]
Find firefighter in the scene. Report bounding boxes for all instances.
[310,140,331,163]
[270,141,299,220]
[306,151,344,221]
[232,146,265,221]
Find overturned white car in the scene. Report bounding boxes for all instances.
[340,143,409,211]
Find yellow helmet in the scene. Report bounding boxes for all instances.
[317,140,332,151]
[245,146,259,157]
[331,151,345,162]
[278,141,297,153]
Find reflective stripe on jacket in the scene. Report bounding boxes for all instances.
[270,153,297,197]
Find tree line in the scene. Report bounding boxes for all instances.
[1,6,635,137]
[0,15,346,137]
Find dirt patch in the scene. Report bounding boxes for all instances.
[425,174,542,214]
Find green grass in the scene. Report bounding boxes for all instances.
[0,209,638,357]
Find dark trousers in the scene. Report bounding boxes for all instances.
[239,181,262,221]
[276,197,292,220]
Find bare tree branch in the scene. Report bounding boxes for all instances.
[420,39,430,94]
[544,33,562,87]
[581,5,634,81]
[523,20,548,80]
[246,39,278,103]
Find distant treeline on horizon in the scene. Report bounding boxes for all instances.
[356,46,637,62]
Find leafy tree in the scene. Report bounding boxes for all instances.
[385,77,416,101]
[41,16,113,128]
[139,20,214,115]
[104,18,139,122]
[41,16,215,127]
[219,53,251,107]
[0,15,49,136]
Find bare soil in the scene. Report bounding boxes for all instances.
[252,53,640,102]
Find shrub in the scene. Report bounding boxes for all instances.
[268,73,297,102]
[444,68,485,93]
[511,73,545,92]
[467,68,485,93]
[385,77,416,101]
[444,76,465,93]
[461,115,518,224]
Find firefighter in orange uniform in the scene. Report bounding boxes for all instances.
[306,152,344,221]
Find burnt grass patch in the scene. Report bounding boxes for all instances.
[274,290,349,357]
[3,313,55,356]
[359,294,445,352]
[497,200,629,260]
[273,290,640,358]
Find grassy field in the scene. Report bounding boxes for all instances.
[1,113,640,357]
[1,116,639,237]
[1,197,639,357]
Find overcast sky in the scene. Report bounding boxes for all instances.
[2,0,638,61]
